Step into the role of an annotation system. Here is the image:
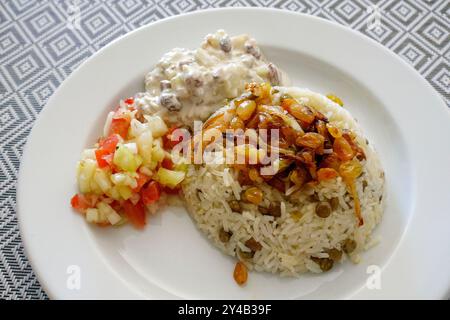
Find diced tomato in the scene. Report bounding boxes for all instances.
[132,173,151,192]
[124,97,134,105]
[161,157,174,170]
[140,181,161,205]
[110,200,122,213]
[96,222,111,228]
[110,116,131,139]
[99,134,119,153]
[70,194,97,214]
[95,135,119,168]
[162,185,180,195]
[162,126,182,149]
[95,149,110,168]
[123,200,146,229]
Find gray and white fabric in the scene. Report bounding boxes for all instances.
[0,0,448,300]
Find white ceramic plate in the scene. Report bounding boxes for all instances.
[18,8,450,299]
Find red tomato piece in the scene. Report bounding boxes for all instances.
[70,194,96,214]
[132,173,151,192]
[110,116,131,139]
[162,126,182,149]
[95,149,110,168]
[123,200,146,229]
[161,157,174,170]
[140,181,161,205]
[95,135,119,168]
[99,134,119,153]
[110,200,122,213]
[162,185,181,195]
[124,97,134,105]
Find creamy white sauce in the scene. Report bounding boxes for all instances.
[135,30,288,126]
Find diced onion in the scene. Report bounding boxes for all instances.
[97,201,121,225]
[145,115,168,138]
[86,208,99,223]
[123,142,138,154]
[103,111,114,137]
[81,148,96,160]
[94,169,112,193]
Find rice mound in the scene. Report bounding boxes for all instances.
[182,87,385,275]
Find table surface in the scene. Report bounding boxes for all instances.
[0,0,449,300]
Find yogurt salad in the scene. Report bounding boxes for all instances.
[136,30,287,125]
[70,30,384,287]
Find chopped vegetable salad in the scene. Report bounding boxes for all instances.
[71,98,186,228]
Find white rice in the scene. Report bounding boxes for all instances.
[182,87,385,275]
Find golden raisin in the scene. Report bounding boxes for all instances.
[280,97,296,110]
[281,126,299,145]
[288,104,316,125]
[230,116,245,130]
[289,167,308,187]
[236,100,256,121]
[333,137,355,161]
[233,261,248,286]
[319,152,341,171]
[326,123,342,139]
[339,160,363,226]
[317,168,339,181]
[243,187,263,205]
[339,159,363,181]
[248,168,263,183]
[296,132,325,149]
[315,120,328,137]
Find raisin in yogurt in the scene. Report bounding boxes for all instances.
[135,30,287,126]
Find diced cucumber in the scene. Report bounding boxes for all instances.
[117,185,132,200]
[113,144,143,172]
[77,159,97,193]
[148,160,158,170]
[155,168,185,188]
[151,138,165,163]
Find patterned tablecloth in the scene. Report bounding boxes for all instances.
[0,0,448,300]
